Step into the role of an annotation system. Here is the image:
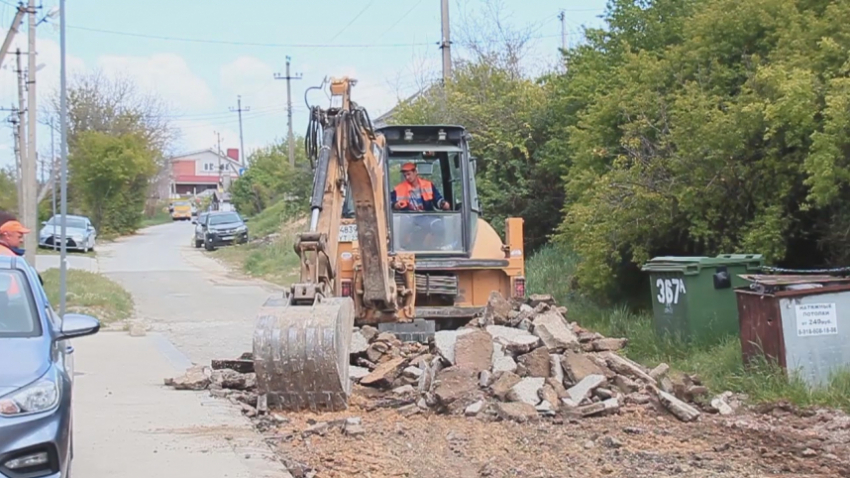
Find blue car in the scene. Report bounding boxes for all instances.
[0,256,100,478]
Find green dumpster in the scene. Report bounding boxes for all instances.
[641,254,764,343]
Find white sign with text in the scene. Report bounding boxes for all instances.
[795,303,838,337]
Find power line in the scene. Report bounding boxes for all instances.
[377,0,425,39]
[66,25,435,48]
[328,0,375,43]
[64,25,580,48]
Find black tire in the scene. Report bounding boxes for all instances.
[204,241,215,251]
[195,239,203,248]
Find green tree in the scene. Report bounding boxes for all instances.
[230,137,313,217]
[69,131,158,235]
[547,0,850,295]
[0,167,17,214]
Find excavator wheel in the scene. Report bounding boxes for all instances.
[252,294,355,412]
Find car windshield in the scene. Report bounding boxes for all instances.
[0,270,38,336]
[44,216,87,229]
[174,201,190,207]
[208,213,240,225]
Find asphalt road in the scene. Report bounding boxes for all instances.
[56,221,292,477]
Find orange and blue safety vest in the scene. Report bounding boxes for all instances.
[391,179,446,211]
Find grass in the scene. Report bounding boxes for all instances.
[526,244,850,413]
[40,268,135,325]
[141,207,174,228]
[209,200,306,286]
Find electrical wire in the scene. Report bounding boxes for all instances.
[66,25,434,49]
[328,0,375,43]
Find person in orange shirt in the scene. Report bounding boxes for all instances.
[391,162,451,211]
[0,219,31,257]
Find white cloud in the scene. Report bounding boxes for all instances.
[96,53,215,112]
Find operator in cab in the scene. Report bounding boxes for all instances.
[391,162,451,211]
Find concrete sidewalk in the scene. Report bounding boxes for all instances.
[71,331,292,478]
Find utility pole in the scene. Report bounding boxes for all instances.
[215,131,222,189]
[59,0,69,317]
[229,95,250,167]
[9,105,22,218]
[440,0,451,83]
[23,0,38,264]
[274,56,301,167]
[558,10,568,71]
[15,49,26,221]
[0,5,26,72]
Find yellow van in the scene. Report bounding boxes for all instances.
[171,201,192,221]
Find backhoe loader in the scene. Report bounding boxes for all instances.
[252,77,525,412]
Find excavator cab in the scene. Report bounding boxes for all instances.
[338,124,525,339]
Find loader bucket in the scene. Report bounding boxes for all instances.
[252,295,355,411]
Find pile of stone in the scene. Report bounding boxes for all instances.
[350,292,733,423]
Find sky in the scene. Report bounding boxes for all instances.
[0,0,610,173]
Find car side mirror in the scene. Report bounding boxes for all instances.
[41,221,48,226]
[57,313,100,340]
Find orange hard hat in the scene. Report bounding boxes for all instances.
[400,162,417,172]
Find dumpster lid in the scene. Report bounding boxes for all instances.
[641,254,763,272]
[738,274,850,295]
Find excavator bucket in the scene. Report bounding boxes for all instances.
[252,295,355,411]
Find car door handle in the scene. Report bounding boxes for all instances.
[66,345,74,354]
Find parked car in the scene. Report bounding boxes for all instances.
[191,211,209,248]
[38,215,97,253]
[0,256,101,478]
[200,211,248,251]
[171,201,193,221]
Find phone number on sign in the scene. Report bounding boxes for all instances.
[798,327,838,336]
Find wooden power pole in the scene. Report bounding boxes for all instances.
[274,56,301,167]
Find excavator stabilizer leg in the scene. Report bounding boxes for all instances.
[252,294,355,412]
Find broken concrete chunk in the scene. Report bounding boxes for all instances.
[649,363,670,380]
[490,371,522,400]
[433,367,481,414]
[528,294,555,307]
[403,366,423,380]
[479,370,492,388]
[349,366,370,381]
[360,357,406,388]
[517,318,533,331]
[613,375,639,394]
[482,291,514,325]
[561,350,607,384]
[486,325,541,354]
[625,393,651,405]
[165,365,212,390]
[539,384,560,411]
[366,342,389,363]
[360,325,379,342]
[465,400,485,416]
[566,374,607,404]
[375,332,398,344]
[212,369,257,390]
[516,347,551,378]
[393,384,415,395]
[493,356,518,374]
[652,388,701,422]
[454,329,494,373]
[593,338,628,352]
[434,329,474,365]
[532,310,579,352]
[545,377,569,399]
[496,402,538,422]
[710,396,734,415]
[550,354,564,384]
[344,423,366,437]
[595,388,614,400]
[302,421,329,438]
[603,352,655,384]
[536,400,556,415]
[507,377,545,406]
[578,331,603,343]
[350,330,369,355]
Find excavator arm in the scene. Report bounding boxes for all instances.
[252,77,413,412]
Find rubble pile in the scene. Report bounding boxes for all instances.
[347,292,735,423]
[165,292,741,424]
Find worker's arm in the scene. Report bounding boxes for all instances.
[431,185,450,210]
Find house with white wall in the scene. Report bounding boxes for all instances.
[169,148,242,196]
